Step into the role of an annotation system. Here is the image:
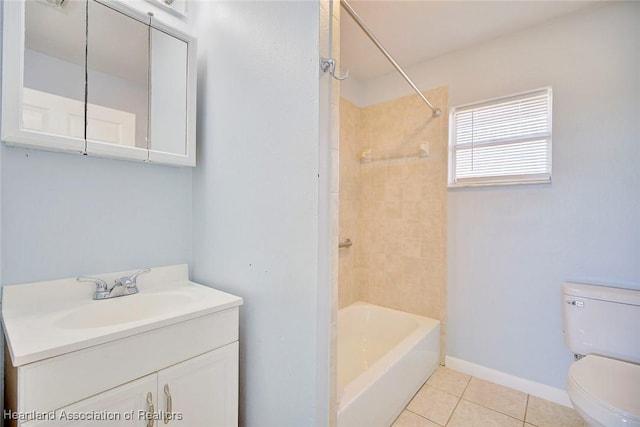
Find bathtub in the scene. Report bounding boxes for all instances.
[337,302,441,427]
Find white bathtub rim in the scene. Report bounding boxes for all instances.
[338,302,441,411]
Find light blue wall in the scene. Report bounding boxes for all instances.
[0,2,195,416]
[445,3,640,389]
[1,147,192,285]
[356,3,640,390]
[191,1,324,426]
[0,0,196,288]
[0,5,193,287]
[1,2,327,425]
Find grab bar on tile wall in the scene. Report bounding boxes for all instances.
[339,238,353,249]
[360,143,429,164]
[340,0,442,118]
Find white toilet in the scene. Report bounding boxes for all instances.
[562,282,640,427]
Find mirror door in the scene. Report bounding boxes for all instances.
[85,0,150,160]
[17,0,87,151]
[149,27,188,160]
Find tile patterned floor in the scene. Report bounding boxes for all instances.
[393,367,587,427]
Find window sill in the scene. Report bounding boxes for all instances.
[448,177,551,188]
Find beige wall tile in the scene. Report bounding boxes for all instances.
[338,88,448,356]
[338,98,361,308]
[329,9,340,426]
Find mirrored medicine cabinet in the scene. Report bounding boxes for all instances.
[1,0,197,166]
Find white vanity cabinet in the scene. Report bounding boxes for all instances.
[156,343,239,427]
[1,0,197,166]
[6,309,239,427]
[22,375,157,427]
[2,265,242,427]
[20,343,238,427]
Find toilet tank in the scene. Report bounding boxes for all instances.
[562,282,640,364]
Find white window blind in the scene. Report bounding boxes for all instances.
[449,88,552,186]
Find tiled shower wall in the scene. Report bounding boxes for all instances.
[338,88,448,356]
[338,98,363,306]
[327,1,340,425]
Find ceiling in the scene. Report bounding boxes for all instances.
[340,1,602,81]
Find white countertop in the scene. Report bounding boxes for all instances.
[2,264,243,366]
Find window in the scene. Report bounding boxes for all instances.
[449,88,552,187]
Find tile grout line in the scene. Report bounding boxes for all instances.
[455,375,531,425]
[400,371,445,426]
[444,396,462,426]
[461,397,527,426]
[407,388,456,427]
[405,408,442,426]
[415,368,581,427]
[443,374,473,426]
[404,368,540,427]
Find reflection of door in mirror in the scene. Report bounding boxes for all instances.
[150,28,187,156]
[23,0,87,140]
[87,0,148,150]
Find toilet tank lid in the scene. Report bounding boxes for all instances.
[562,282,640,306]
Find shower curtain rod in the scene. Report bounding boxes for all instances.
[340,0,442,118]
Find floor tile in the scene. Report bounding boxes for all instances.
[525,395,587,427]
[407,384,459,426]
[448,400,522,427]
[427,366,471,396]
[462,377,528,420]
[392,410,440,427]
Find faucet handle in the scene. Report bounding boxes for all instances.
[77,276,109,292]
[123,268,151,287]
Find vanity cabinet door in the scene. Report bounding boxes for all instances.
[23,374,157,427]
[156,342,239,427]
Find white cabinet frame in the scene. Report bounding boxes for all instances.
[1,0,86,154]
[1,0,197,167]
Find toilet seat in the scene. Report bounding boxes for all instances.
[567,355,640,427]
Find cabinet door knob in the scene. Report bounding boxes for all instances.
[146,392,155,427]
[164,384,173,424]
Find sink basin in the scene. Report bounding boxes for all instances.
[55,292,193,329]
[2,264,243,366]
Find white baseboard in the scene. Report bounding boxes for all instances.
[445,356,572,408]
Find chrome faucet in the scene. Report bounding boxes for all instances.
[77,268,151,300]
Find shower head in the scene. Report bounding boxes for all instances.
[432,108,442,118]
